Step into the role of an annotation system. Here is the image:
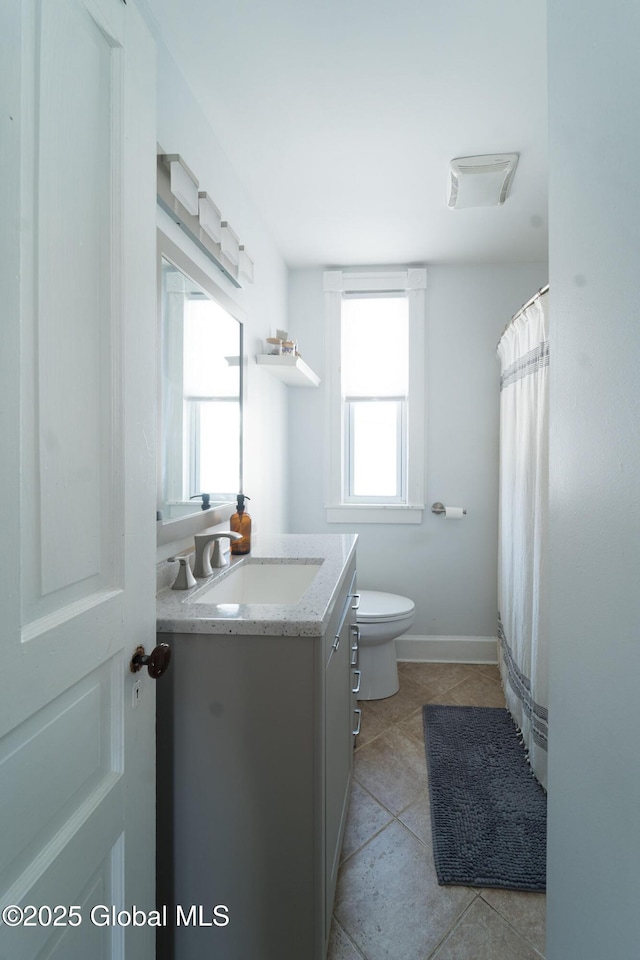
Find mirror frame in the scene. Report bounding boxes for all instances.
[156,228,244,546]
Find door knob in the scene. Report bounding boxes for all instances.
[130,643,171,679]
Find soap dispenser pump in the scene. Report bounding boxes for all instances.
[230,494,251,555]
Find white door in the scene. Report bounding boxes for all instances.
[0,1,157,958]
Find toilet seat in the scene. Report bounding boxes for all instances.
[357,590,415,624]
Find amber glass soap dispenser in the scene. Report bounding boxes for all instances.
[230,494,251,555]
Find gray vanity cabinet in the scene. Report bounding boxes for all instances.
[157,557,357,960]
[324,570,358,942]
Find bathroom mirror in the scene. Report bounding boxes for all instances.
[157,233,243,540]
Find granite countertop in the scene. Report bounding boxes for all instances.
[156,533,358,636]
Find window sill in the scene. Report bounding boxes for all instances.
[325,504,424,524]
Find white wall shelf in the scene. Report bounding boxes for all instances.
[255,354,321,387]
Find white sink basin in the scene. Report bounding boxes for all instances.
[194,561,322,605]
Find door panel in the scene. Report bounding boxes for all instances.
[0,2,156,958]
[0,658,122,886]
[37,0,116,598]
[22,0,122,622]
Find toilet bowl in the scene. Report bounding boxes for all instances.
[356,590,415,700]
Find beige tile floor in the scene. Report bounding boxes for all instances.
[328,662,546,960]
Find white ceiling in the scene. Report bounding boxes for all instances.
[145,0,548,268]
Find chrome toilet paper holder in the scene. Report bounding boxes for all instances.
[431,502,467,516]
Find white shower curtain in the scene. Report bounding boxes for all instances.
[497,288,549,789]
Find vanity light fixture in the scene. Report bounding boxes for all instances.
[165,154,200,216]
[220,221,240,266]
[157,150,254,288]
[447,153,518,209]
[198,192,222,244]
[238,246,254,284]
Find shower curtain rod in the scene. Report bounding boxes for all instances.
[497,283,549,346]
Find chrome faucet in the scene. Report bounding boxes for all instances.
[193,531,242,577]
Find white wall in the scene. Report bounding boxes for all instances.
[546,4,640,957]
[287,263,547,640]
[153,36,290,550]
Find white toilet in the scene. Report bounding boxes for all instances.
[356,590,415,700]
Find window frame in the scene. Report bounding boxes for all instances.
[324,268,426,524]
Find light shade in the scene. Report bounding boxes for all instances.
[167,154,199,215]
[447,154,518,209]
[238,246,254,283]
[220,221,240,266]
[198,192,222,243]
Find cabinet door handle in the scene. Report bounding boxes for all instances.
[332,634,340,652]
[351,593,361,610]
[350,623,360,641]
[352,670,361,694]
[352,708,362,737]
[350,644,358,666]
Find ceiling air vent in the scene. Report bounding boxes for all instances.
[447,154,518,209]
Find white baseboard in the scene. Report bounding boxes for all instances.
[395,634,498,665]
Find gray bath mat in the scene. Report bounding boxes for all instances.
[423,705,546,890]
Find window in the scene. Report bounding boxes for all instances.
[342,295,408,502]
[324,269,426,523]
